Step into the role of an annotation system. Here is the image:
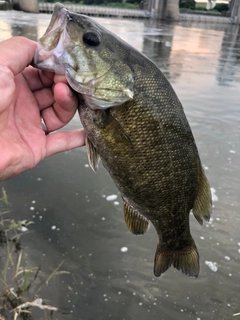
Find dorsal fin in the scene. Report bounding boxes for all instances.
[85,136,100,173]
[122,197,149,235]
[192,164,212,225]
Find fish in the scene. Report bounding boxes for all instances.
[33,3,212,277]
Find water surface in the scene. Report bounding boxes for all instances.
[0,10,240,320]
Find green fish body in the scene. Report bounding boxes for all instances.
[34,3,212,277]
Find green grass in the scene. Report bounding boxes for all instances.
[98,2,139,8]
[195,4,206,10]
[180,7,221,15]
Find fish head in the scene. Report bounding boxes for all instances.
[34,3,134,109]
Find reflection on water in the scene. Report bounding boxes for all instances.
[0,10,240,320]
[218,24,240,86]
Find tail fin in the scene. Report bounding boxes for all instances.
[154,241,199,277]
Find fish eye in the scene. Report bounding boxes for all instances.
[82,31,100,47]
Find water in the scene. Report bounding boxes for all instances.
[0,10,240,320]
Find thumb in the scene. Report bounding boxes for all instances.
[0,36,37,76]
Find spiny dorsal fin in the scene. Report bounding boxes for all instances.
[192,164,212,225]
[122,197,149,235]
[85,136,100,173]
[154,239,199,277]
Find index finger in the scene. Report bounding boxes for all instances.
[22,66,54,91]
[0,36,36,76]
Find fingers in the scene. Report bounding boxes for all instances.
[45,128,85,157]
[34,88,54,110]
[40,82,78,132]
[23,67,68,92]
[22,66,54,90]
[53,82,78,118]
[0,37,36,76]
[54,74,68,84]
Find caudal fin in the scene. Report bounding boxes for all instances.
[154,241,199,277]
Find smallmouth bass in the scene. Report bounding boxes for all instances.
[34,3,212,277]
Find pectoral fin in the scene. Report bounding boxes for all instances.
[122,197,149,235]
[192,164,212,225]
[85,136,100,173]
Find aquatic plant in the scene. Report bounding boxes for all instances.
[0,188,67,320]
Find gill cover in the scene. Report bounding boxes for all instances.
[34,3,134,110]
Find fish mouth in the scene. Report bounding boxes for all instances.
[33,3,72,74]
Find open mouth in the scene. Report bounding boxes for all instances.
[33,4,71,74]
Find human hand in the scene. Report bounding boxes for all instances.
[0,36,85,181]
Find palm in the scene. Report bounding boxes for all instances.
[11,74,46,162]
[0,44,85,181]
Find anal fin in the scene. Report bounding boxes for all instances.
[122,197,149,235]
[85,136,100,173]
[192,164,212,225]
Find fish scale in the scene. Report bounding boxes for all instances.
[33,2,212,278]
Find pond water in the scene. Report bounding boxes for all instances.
[0,9,240,320]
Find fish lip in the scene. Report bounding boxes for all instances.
[43,4,68,38]
[32,44,65,74]
[33,5,71,74]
